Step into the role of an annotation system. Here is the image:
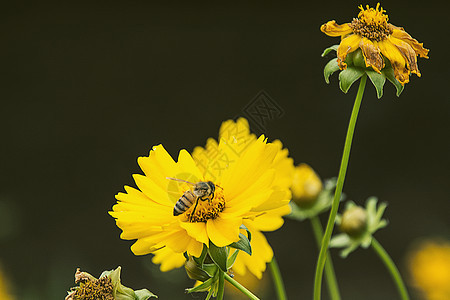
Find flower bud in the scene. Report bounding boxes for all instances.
[184,256,213,282]
[291,164,323,208]
[340,206,368,238]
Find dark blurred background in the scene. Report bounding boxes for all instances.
[0,0,448,299]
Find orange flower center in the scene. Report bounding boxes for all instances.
[185,185,225,223]
[350,3,392,41]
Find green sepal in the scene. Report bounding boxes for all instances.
[321,45,339,57]
[227,249,240,269]
[185,256,213,282]
[185,278,214,293]
[208,242,228,272]
[101,267,158,299]
[239,224,252,242]
[134,290,159,300]
[324,58,340,84]
[339,67,365,93]
[382,66,404,97]
[366,70,386,99]
[229,233,252,255]
[193,244,208,267]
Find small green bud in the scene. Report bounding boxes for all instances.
[185,256,213,282]
[340,206,368,238]
[351,49,366,68]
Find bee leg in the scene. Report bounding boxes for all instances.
[189,199,200,222]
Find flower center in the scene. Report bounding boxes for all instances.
[73,277,114,300]
[350,3,392,41]
[185,185,225,223]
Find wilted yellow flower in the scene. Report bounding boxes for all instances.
[291,164,323,207]
[321,3,429,85]
[149,118,294,279]
[408,240,450,300]
[110,118,292,277]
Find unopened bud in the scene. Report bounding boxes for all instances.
[291,164,323,208]
[184,256,212,282]
[340,206,368,238]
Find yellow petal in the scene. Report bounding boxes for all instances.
[138,144,179,190]
[378,39,410,85]
[133,174,173,207]
[206,216,241,247]
[221,136,277,199]
[390,25,429,58]
[389,36,421,76]
[359,38,384,73]
[152,248,186,272]
[179,221,209,245]
[320,20,353,37]
[337,34,362,69]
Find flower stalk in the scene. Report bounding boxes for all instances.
[371,238,410,300]
[224,273,260,300]
[314,74,367,300]
[311,216,341,300]
[269,257,287,300]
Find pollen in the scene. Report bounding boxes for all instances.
[350,3,392,41]
[72,277,114,300]
[185,185,225,223]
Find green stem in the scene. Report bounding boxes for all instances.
[310,216,341,300]
[313,75,367,300]
[224,273,260,300]
[269,257,288,300]
[217,270,225,300]
[371,238,410,300]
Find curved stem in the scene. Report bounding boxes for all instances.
[310,216,341,300]
[269,257,288,300]
[217,270,225,300]
[224,273,260,300]
[371,238,410,300]
[313,75,367,300]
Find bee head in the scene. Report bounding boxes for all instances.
[193,181,215,197]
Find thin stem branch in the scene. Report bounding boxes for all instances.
[224,273,260,300]
[217,270,225,300]
[269,257,288,300]
[371,238,410,300]
[310,216,341,300]
[313,75,367,300]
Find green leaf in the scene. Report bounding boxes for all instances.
[383,67,404,97]
[227,250,240,269]
[366,69,386,99]
[324,58,340,84]
[339,67,365,93]
[185,278,214,293]
[229,233,252,255]
[208,242,228,272]
[134,289,158,299]
[321,44,339,57]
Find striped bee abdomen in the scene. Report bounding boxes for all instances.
[173,190,197,216]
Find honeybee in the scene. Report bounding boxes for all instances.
[167,177,216,220]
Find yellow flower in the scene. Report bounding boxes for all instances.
[149,118,294,279]
[408,240,450,300]
[110,119,292,272]
[321,3,429,85]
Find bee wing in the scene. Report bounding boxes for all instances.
[166,177,196,185]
